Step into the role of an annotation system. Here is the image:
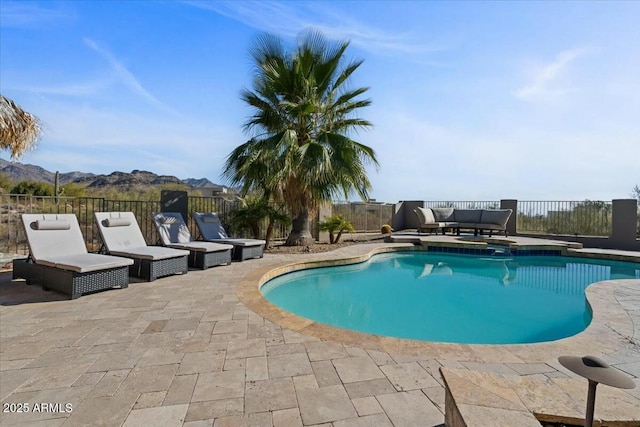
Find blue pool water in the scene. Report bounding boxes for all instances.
[261,252,640,344]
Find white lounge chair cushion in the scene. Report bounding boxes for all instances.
[109,246,189,260]
[37,253,133,273]
[166,241,234,253]
[22,214,88,260]
[194,212,265,246]
[96,212,189,260]
[207,238,266,247]
[152,212,193,245]
[95,212,148,250]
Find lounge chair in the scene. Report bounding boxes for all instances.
[152,212,233,269]
[95,212,189,281]
[193,212,265,261]
[13,214,133,299]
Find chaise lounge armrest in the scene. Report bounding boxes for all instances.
[109,246,190,260]
[38,253,133,273]
[165,241,234,252]
[207,238,266,247]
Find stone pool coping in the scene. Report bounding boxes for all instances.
[238,242,639,361]
[440,367,640,426]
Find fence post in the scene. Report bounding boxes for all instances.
[500,199,518,236]
[611,199,638,250]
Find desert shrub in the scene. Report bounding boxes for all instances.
[10,180,54,196]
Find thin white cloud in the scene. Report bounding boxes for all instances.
[514,47,590,100]
[0,1,73,29]
[12,80,111,97]
[182,0,448,56]
[83,38,179,116]
[18,99,241,181]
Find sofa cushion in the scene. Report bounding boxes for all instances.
[431,208,455,221]
[453,209,482,223]
[414,207,435,224]
[480,209,512,227]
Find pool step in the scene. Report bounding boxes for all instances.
[488,246,512,256]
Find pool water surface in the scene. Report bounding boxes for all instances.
[261,252,640,344]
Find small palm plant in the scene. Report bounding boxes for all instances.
[230,196,290,248]
[319,214,355,244]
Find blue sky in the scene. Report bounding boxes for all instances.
[1,0,638,202]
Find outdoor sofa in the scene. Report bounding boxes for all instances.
[95,212,189,281]
[13,213,133,299]
[152,212,233,269]
[193,212,265,261]
[414,207,512,236]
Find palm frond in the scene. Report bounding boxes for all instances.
[0,95,42,159]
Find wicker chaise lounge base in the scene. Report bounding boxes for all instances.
[128,256,189,281]
[13,258,129,299]
[190,251,232,269]
[232,244,264,262]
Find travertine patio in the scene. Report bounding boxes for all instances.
[1,241,638,426]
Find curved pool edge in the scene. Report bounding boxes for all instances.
[237,243,639,362]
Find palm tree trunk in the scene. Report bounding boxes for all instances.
[265,221,274,248]
[286,208,314,246]
[251,223,260,239]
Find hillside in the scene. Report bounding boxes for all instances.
[0,159,222,192]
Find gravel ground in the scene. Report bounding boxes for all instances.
[265,234,388,254]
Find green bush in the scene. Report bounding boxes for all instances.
[0,173,13,193]
[10,180,54,196]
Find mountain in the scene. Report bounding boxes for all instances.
[0,159,95,184]
[0,159,224,191]
[183,177,217,188]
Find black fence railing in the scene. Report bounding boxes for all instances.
[516,200,613,236]
[423,201,500,210]
[1,194,391,255]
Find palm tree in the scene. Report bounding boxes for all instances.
[224,30,378,246]
[0,95,42,159]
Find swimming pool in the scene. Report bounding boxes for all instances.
[261,252,640,344]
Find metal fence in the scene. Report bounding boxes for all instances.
[331,201,394,233]
[0,195,245,255]
[516,200,613,236]
[1,194,392,255]
[423,201,500,210]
